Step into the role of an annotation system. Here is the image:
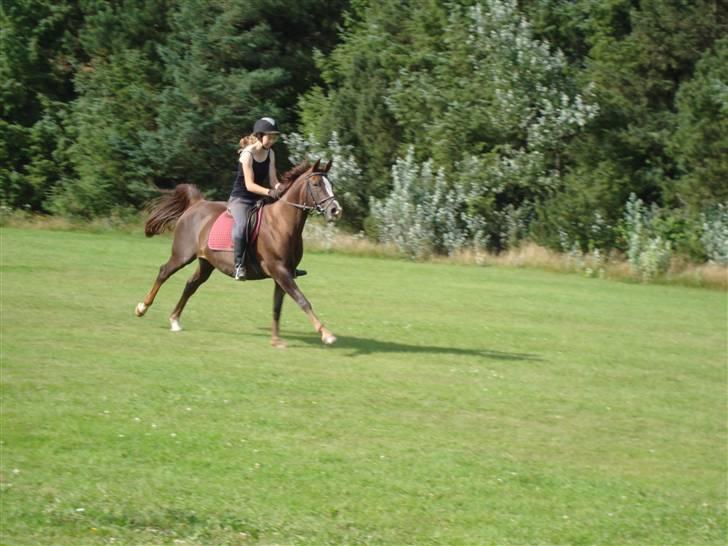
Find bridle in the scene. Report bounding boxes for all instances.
[278,171,336,214]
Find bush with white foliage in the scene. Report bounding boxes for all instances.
[700,204,728,265]
[623,194,672,281]
[370,148,487,258]
[385,0,598,201]
[373,0,598,252]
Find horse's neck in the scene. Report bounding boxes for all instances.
[269,178,309,235]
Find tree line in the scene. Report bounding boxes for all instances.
[2,0,726,265]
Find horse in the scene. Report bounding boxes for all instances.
[135,159,342,347]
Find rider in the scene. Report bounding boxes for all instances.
[229,117,284,280]
[228,117,306,280]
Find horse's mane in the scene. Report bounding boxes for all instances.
[278,161,311,194]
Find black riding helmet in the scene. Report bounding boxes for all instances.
[253,117,280,134]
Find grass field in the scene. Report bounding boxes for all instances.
[1,227,726,545]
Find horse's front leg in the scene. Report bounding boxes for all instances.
[272,267,336,345]
[271,282,287,348]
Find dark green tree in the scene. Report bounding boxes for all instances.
[50,49,161,216]
[3,0,348,214]
[298,0,434,207]
[1,0,82,210]
[530,0,726,250]
[151,0,348,199]
[669,38,728,210]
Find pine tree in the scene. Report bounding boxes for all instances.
[1,0,82,210]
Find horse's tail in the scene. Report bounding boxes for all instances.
[144,184,204,237]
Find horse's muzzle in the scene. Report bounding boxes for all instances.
[325,200,342,222]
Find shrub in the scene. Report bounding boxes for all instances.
[701,204,728,265]
[623,194,672,281]
[369,148,487,258]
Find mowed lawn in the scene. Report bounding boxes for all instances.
[1,227,726,545]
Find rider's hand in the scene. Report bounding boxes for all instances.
[268,186,283,200]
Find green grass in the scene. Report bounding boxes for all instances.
[1,227,726,545]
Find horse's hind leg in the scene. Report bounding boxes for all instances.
[135,252,195,317]
[168,258,214,332]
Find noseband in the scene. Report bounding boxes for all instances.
[279,172,336,213]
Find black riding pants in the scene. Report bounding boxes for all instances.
[228,197,255,266]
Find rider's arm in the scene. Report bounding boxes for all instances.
[268,149,281,189]
[241,151,275,196]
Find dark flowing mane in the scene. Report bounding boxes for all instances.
[279,161,311,193]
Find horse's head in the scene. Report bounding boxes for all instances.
[299,159,342,222]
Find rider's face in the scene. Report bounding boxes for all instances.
[261,133,278,148]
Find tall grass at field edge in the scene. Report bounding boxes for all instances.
[302,222,728,290]
[2,209,725,289]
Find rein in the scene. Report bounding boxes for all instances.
[278,172,335,213]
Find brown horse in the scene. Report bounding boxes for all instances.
[135,159,341,347]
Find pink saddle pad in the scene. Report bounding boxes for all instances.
[208,211,235,251]
[207,207,264,251]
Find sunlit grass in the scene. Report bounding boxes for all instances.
[1,226,726,545]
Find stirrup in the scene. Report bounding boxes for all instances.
[234,264,246,281]
[294,269,307,278]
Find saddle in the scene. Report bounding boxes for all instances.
[207,201,264,252]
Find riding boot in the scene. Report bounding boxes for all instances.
[233,235,247,280]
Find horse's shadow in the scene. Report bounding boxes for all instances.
[255,329,542,361]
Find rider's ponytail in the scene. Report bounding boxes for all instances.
[238,134,258,154]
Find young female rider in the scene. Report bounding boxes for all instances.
[229,117,284,280]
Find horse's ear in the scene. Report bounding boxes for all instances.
[312,159,321,172]
[323,160,332,172]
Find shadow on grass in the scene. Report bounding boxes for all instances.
[254,329,542,361]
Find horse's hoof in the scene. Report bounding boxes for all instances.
[271,338,288,349]
[322,333,337,345]
[135,302,147,317]
[170,319,183,332]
